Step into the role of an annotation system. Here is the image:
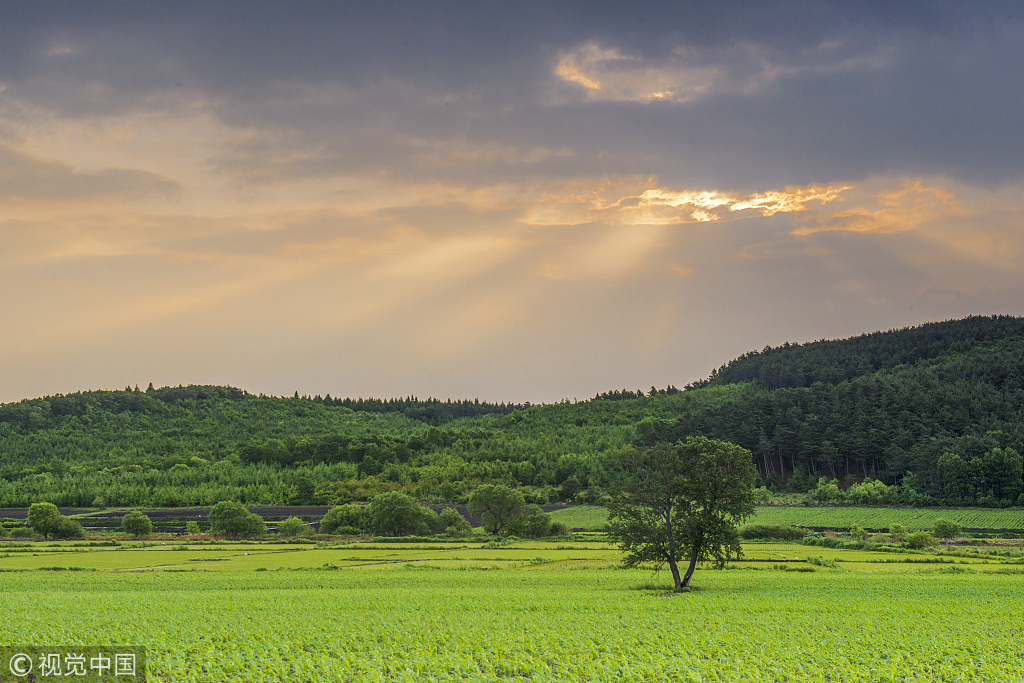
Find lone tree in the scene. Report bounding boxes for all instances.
[606,436,758,590]
[121,511,153,538]
[468,484,526,536]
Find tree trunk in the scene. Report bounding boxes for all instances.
[668,557,682,589]
[681,545,699,588]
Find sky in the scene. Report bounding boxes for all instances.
[3,1,1024,404]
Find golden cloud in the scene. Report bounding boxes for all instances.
[554,41,896,105]
[521,178,850,226]
[792,180,961,236]
[554,43,717,103]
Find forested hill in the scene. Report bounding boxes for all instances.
[699,315,1024,390]
[1,314,1022,509]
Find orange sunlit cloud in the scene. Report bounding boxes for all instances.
[793,180,961,236]
[521,178,851,225]
[553,41,894,104]
[555,43,717,103]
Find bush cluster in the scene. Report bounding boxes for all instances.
[739,524,806,540]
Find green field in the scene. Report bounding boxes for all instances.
[753,506,1024,530]
[2,537,1024,682]
[551,505,1024,532]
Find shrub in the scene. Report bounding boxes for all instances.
[889,524,907,537]
[277,517,310,538]
[810,478,847,504]
[806,556,838,568]
[933,518,962,539]
[846,478,900,505]
[440,507,472,536]
[848,525,869,541]
[906,531,937,549]
[122,511,153,538]
[184,520,201,535]
[10,527,33,538]
[0,523,7,538]
[519,505,553,538]
[54,517,85,539]
[740,524,805,540]
[549,521,569,537]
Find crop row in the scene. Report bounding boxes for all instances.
[552,505,1024,531]
[2,567,1023,681]
[752,506,1024,530]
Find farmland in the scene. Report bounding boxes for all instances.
[553,505,1024,532]
[2,536,1024,681]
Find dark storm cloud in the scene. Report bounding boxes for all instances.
[3,1,1022,187]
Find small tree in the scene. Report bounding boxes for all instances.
[209,501,266,538]
[520,504,553,538]
[122,511,153,538]
[365,492,435,536]
[933,518,962,540]
[468,484,526,536]
[278,517,310,538]
[184,520,201,535]
[320,504,367,534]
[27,502,63,538]
[848,525,869,541]
[54,517,85,539]
[440,507,472,537]
[607,437,758,589]
[906,531,937,549]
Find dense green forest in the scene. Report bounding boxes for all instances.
[1,315,1022,508]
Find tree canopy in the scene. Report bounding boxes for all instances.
[209,501,265,538]
[364,492,438,536]
[27,502,63,538]
[607,437,758,589]
[468,484,526,536]
[121,510,153,537]
[0,315,1022,509]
